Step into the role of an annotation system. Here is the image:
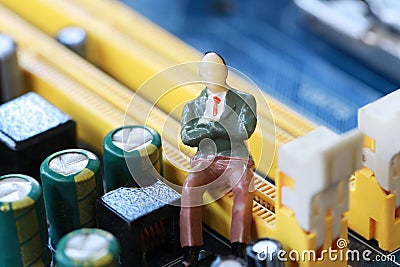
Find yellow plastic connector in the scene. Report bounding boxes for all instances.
[349,167,400,252]
[348,89,400,252]
[277,172,348,267]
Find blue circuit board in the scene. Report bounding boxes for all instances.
[122,0,398,134]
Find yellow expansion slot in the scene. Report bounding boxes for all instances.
[0,4,295,178]
[72,0,203,64]
[20,50,340,266]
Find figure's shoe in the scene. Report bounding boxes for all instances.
[181,246,201,267]
[231,242,247,258]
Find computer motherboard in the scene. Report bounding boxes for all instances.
[0,0,399,266]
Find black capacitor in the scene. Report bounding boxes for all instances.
[246,238,283,267]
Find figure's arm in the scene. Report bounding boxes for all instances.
[212,95,257,141]
[236,95,257,140]
[180,103,215,147]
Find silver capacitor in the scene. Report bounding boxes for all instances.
[56,26,87,58]
[246,238,283,267]
[0,34,25,104]
[211,255,247,267]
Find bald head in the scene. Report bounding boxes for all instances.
[199,52,228,93]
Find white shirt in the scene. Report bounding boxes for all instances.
[198,89,227,124]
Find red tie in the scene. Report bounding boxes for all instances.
[213,96,221,116]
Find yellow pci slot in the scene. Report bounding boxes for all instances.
[20,50,341,267]
[0,0,315,139]
[19,51,128,153]
[71,0,203,64]
[0,4,291,178]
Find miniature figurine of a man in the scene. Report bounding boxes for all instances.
[180,51,257,266]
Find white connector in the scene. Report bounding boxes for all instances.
[358,89,400,207]
[278,126,363,248]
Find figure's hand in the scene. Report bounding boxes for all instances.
[197,117,213,125]
[210,121,227,136]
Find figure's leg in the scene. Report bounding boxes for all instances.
[228,163,254,244]
[180,164,219,266]
[180,168,218,247]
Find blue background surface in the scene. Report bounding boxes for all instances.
[122,0,398,133]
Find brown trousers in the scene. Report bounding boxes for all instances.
[180,155,254,246]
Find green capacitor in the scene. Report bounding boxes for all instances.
[103,125,162,192]
[0,174,51,267]
[40,149,104,246]
[56,228,120,267]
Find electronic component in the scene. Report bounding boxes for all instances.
[348,88,400,251]
[0,34,25,104]
[278,126,362,248]
[40,149,104,246]
[0,92,76,180]
[103,125,162,192]
[55,228,120,267]
[0,174,51,266]
[96,181,181,266]
[210,255,247,267]
[56,26,87,58]
[246,238,283,267]
[358,88,400,206]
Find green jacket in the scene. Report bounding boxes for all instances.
[181,87,257,159]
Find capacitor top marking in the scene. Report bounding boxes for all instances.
[112,127,152,152]
[252,239,280,255]
[49,153,89,176]
[56,228,120,267]
[246,238,283,267]
[0,177,31,202]
[218,259,243,267]
[64,232,109,261]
